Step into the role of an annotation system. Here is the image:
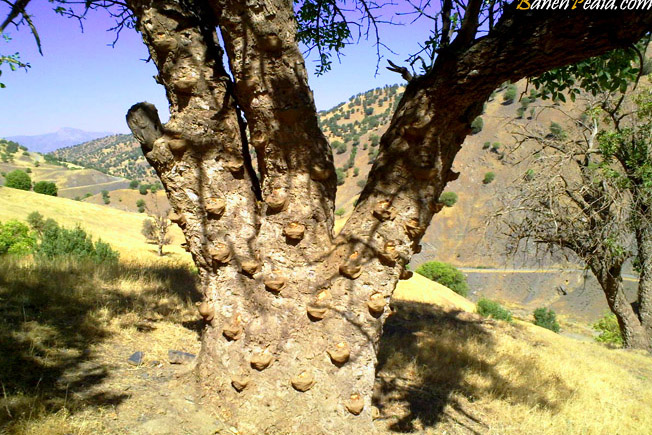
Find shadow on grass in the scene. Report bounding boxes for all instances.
[374,301,574,433]
[0,257,200,430]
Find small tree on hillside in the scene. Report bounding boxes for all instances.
[33,181,58,196]
[416,261,469,297]
[141,203,172,256]
[4,170,31,191]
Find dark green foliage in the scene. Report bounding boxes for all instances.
[533,308,560,333]
[4,170,31,191]
[139,184,149,195]
[101,190,110,205]
[477,298,513,322]
[353,167,359,177]
[0,220,35,256]
[524,169,535,181]
[516,107,526,119]
[483,172,495,184]
[335,208,346,217]
[24,168,31,174]
[593,312,623,346]
[357,179,366,188]
[4,140,19,154]
[129,180,139,189]
[483,142,491,150]
[415,261,469,297]
[136,199,146,213]
[470,116,484,134]
[438,191,458,207]
[33,161,40,167]
[37,221,119,264]
[369,134,379,147]
[491,142,501,152]
[33,181,58,196]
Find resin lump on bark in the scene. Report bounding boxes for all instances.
[290,371,315,392]
[306,289,331,321]
[251,349,274,370]
[346,393,365,415]
[327,341,350,365]
[283,222,305,241]
[206,198,226,217]
[241,259,261,276]
[340,252,362,279]
[210,242,232,264]
[264,270,286,293]
[231,375,250,392]
[367,293,386,317]
[197,301,215,321]
[222,314,243,341]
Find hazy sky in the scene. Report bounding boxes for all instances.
[0,2,432,136]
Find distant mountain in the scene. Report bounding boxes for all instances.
[6,127,116,153]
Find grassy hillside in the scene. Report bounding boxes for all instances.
[0,139,130,199]
[0,186,187,260]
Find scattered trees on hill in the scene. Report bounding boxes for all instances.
[4,170,31,191]
[7,0,652,429]
[33,181,58,196]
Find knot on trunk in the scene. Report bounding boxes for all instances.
[126,102,164,152]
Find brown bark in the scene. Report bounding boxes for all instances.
[635,224,652,342]
[589,260,650,350]
[124,1,652,432]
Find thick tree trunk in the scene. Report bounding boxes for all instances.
[590,260,650,350]
[124,0,652,432]
[635,224,652,343]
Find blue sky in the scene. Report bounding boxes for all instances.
[0,2,433,136]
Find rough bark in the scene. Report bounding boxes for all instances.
[589,259,650,349]
[635,223,652,342]
[124,1,652,432]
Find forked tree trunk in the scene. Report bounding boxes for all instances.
[590,260,650,350]
[124,1,652,432]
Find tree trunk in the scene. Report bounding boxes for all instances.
[590,260,650,350]
[635,223,652,343]
[124,0,652,432]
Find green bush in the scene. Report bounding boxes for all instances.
[33,181,58,196]
[129,180,140,189]
[4,170,31,191]
[357,179,366,188]
[533,307,560,333]
[335,168,346,186]
[503,84,517,104]
[549,122,567,140]
[483,141,491,150]
[101,190,110,205]
[0,220,36,256]
[335,208,346,217]
[37,221,119,264]
[491,142,501,152]
[477,298,513,322]
[438,191,458,207]
[25,168,31,174]
[593,312,623,346]
[483,172,496,184]
[470,117,484,134]
[415,261,469,297]
[139,185,149,195]
[136,199,146,213]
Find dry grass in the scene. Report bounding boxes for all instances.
[376,301,652,434]
[0,255,201,434]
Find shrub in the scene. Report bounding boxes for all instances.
[139,185,149,195]
[503,84,517,104]
[353,167,360,177]
[335,208,346,217]
[4,170,31,191]
[416,261,469,297]
[27,211,45,234]
[0,220,36,256]
[37,221,119,264]
[357,179,366,188]
[491,142,501,152]
[335,168,346,186]
[34,161,40,167]
[25,168,31,173]
[593,312,623,346]
[477,298,513,322]
[470,117,484,134]
[101,190,110,205]
[33,181,58,196]
[483,141,491,150]
[129,180,140,189]
[549,122,567,140]
[524,169,535,181]
[136,199,146,213]
[483,172,495,184]
[438,191,458,207]
[516,107,526,119]
[533,307,560,333]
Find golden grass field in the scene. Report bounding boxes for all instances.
[0,185,651,434]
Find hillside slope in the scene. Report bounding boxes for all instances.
[0,186,187,260]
